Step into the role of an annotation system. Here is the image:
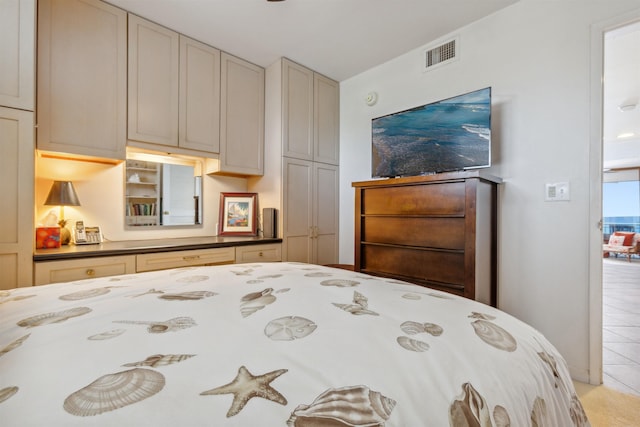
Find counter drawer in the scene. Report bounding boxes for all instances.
[34,255,137,285]
[235,243,282,263]
[136,247,235,272]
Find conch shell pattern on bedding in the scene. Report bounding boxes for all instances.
[287,385,396,427]
[17,307,92,328]
[240,288,276,317]
[333,291,379,316]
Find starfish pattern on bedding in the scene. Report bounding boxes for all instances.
[200,365,288,417]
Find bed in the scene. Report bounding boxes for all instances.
[0,262,588,426]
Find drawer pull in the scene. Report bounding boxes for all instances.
[183,255,201,261]
[258,252,263,257]
[86,269,95,277]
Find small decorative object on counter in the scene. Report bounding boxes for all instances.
[36,227,61,249]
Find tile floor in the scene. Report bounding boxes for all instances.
[602,256,640,396]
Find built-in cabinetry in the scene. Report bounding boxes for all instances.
[281,59,339,264]
[0,0,35,290]
[125,159,160,226]
[0,0,35,111]
[37,0,127,160]
[127,15,222,156]
[34,242,282,285]
[34,255,136,285]
[214,53,265,176]
[352,172,501,306]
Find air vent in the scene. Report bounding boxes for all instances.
[423,38,458,71]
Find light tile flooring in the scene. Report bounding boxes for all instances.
[602,256,640,396]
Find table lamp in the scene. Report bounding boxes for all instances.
[44,181,81,245]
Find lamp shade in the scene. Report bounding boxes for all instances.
[44,181,81,206]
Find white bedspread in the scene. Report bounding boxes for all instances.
[0,262,588,426]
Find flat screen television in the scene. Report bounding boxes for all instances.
[371,87,491,178]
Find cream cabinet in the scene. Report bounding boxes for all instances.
[37,0,127,160]
[282,158,338,265]
[282,58,339,165]
[136,247,235,272]
[34,255,136,285]
[215,52,265,176]
[128,15,221,156]
[0,107,34,289]
[235,243,282,263]
[127,14,180,147]
[0,0,35,111]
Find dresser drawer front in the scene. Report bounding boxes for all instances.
[34,256,136,285]
[235,244,282,263]
[362,182,465,215]
[361,245,464,286]
[136,247,235,272]
[362,217,465,249]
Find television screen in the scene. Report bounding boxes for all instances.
[371,87,491,178]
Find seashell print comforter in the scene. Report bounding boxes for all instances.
[0,262,589,426]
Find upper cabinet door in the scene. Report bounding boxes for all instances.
[179,36,221,154]
[0,0,35,111]
[314,74,339,165]
[128,14,179,147]
[37,0,126,159]
[282,58,314,161]
[218,52,264,176]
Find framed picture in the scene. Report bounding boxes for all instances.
[218,192,258,236]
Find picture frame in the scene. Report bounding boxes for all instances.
[218,192,258,236]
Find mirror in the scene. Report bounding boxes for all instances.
[125,158,202,227]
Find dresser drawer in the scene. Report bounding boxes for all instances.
[34,255,137,285]
[136,247,235,272]
[362,181,465,215]
[235,243,282,263]
[362,217,465,249]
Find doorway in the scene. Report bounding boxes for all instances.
[591,16,640,393]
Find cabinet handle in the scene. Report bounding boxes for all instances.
[258,252,264,257]
[183,255,200,261]
[86,269,95,277]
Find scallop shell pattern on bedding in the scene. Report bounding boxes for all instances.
[123,354,195,368]
[158,291,217,301]
[287,385,396,427]
[63,368,165,417]
[0,386,19,403]
[59,287,111,300]
[400,321,443,336]
[397,336,430,352]
[471,319,517,352]
[17,306,92,328]
[240,288,276,318]
[320,279,360,287]
[264,316,317,341]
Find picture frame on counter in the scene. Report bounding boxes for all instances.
[218,192,258,236]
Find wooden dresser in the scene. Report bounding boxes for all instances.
[352,171,501,306]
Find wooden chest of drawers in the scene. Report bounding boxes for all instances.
[353,171,501,306]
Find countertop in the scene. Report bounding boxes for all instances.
[34,236,282,261]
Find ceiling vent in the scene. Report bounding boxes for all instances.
[423,37,458,72]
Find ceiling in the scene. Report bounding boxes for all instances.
[107,0,518,82]
[107,0,639,171]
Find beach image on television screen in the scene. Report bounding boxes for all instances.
[372,87,491,178]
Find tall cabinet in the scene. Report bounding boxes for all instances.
[254,58,339,264]
[0,0,35,289]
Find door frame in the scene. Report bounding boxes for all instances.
[588,9,640,385]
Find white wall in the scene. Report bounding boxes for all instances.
[339,0,640,381]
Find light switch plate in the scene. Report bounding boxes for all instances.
[545,182,570,201]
